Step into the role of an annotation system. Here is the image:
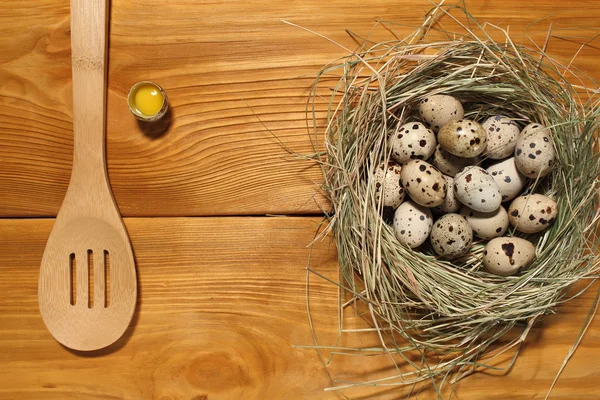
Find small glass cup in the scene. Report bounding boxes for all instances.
[127,81,168,122]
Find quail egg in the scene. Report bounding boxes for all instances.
[432,175,461,213]
[486,157,527,202]
[418,94,464,132]
[514,123,556,178]
[432,144,479,177]
[393,201,434,248]
[389,122,436,163]
[483,237,536,276]
[460,205,508,240]
[430,213,473,259]
[373,161,405,210]
[482,115,520,159]
[454,166,502,212]
[400,160,447,208]
[438,119,487,158]
[508,194,558,233]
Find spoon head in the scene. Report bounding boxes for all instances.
[39,217,137,351]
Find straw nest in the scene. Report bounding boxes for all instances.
[307,3,600,394]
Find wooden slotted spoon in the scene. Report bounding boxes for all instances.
[38,0,137,351]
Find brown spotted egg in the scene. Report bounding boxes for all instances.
[486,157,527,202]
[454,166,502,212]
[432,144,479,177]
[508,194,558,233]
[418,94,464,132]
[459,205,508,240]
[372,161,405,210]
[483,237,536,276]
[514,123,556,178]
[393,201,433,248]
[389,122,436,163]
[482,116,520,159]
[432,175,461,214]
[430,213,473,259]
[438,119,487,158]
[400,160,447,208]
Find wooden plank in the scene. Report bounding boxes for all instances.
[0,217,599,399]
[0,217,336,399]
[1,1,600,217]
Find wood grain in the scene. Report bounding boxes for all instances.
[1,0,600,217]
[1,217,599,399]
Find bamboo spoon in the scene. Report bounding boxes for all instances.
[38,0,137,351]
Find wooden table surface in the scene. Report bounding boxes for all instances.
[1,0,599,399]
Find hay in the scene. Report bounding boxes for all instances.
[305,2,600,397]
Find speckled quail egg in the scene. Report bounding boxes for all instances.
[483,237,536,276]
[482,115,520,159]
[432,144,479,177]
[389,122,436,163]
[438,119,487,158]
[508,194,558,233]
[454,166,502,212]
[432,175,461,214]
[514,123,556,178]
[393,201,433,248]
[459,205,508,240]
[373,161,405,210]
[430,213,473,259]
[400,160,447,208]
[486,157,528,202]
[418,94,464,132]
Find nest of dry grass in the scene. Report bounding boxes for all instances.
[304,3,600,397]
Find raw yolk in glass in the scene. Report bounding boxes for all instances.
[134,84,164,116]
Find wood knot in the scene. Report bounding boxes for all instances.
[72,55,104,70]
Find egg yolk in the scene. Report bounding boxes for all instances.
[134,84,164,116]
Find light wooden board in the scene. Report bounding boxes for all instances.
[0,217,599,400]
[1,0,600,216]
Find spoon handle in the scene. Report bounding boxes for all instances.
[70,0,109,183]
